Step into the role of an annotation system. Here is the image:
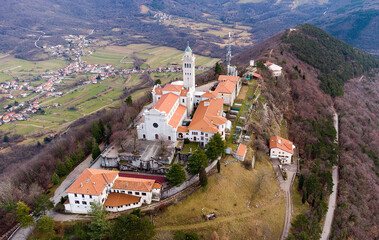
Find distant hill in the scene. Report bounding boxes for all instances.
[232,24,379,239]
[0,0,378,60]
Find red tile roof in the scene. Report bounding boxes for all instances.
[104,193,140,207]
[168,105,187,128]
[112,177,156,192]
[154,93,179,114]
[189,98,226,133]
[66,169,119,196]
[177,126,189,133]
[215,80,236,94]
[163,84,183,92]
[269,136,294,154]
[218,75,240,83]
[237,144,247,157]
[201,90,218,98]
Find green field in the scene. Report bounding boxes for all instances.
[0,42,218,147]
[82,44,219,69]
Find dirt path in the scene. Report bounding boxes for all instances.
[280,168,296,240]
[320,112,339,240]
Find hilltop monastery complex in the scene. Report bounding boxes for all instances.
[137,45,241,146]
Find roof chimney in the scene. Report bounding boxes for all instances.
[80,183,83,188]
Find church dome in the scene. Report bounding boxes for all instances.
[185,45,192,53]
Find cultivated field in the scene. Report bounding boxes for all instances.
[153,156,285,240]
[82,44,219,69]
[0,43,218,148]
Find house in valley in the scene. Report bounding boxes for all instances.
[265,62,282,77]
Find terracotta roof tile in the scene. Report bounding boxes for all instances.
[177,126,189,132]
[270,136,294,154]
[253,73,263,79]
[168,105,187,128]
[66,169,119,196]
[201,90,218,98]
[163,84,183,92]
[180,89,189,96]
[218,75,240,83]
[104,193,140,207]
[152,183,162,189]
[155,88,163,95]
[154,93,179,114]
[112,177,156,192]
[215,80,236,94]
[237,144,247,157]
[189,98,226,133]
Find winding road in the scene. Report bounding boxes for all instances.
[320,112,339,240]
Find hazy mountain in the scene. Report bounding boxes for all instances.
[0,0,378,60]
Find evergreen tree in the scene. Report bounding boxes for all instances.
[302,191,306,204]
[56,160,67,177]
[111,213,155,240]
[214,62,225,77]
[205,133,225,160]
[154,79,161,85]
[187,148,208,175]
[52,173,59,185]
[91,122,103,144]
[3,135,10,142]
[88,202,111,240]
[77,143,85,161]
[85,138,93,153]
[166,164,186,186]
[125,96,133,106]
[98,119,105,137]
[217,160,221,173]
[65,157,74,171]
[199,168,208,187]
[298,174,305,190]
[92,142,101,160]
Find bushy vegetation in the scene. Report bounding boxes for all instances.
[283,24,379,97]
[166,163,186,187]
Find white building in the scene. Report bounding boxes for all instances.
[178,98,227,147]
[64,169,119,214]
[265,62,282,77]
[269,136,295,164]
[64,169,162,213]
[215,75,242,106]
[137,44,195,141]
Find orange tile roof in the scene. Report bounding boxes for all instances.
[104,193,140,207]
[163,84,183,92]
[215,80,236,94]
[112,177,156,192]
[168,105,187,128]
[201,90,218,98]
[189,98,226,133]
[266,61,273,66]
[270,136,294,154]
[177,126,189,132]
[152,183,162,189]
[180,89,189,96]
[66,169,119,196]
[154,93,179,114]
[253,73,263,79]
[218,75,240,83]
[155,88,163,95]
[237,144,247,157]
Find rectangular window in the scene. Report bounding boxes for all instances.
[121,191,125,193]
[142,193,146,196]
[89,195,92,199]
[75,200,79,204]
[74,194,77,197]
[201,132,204,135]
[135,192,140,195]
[82,201,87,205]
[82,194,85,198]
[192,132,198,135]
[205,134,208,137]
[128,191,132,195]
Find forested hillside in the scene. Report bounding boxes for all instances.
[233,24,379,239]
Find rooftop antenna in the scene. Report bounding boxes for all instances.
[226,32,232,75]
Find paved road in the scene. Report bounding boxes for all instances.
[195,81,216,92]
[320,112,339,240]
[280,164,297,240]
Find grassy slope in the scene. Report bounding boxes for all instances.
[154,157,285,240]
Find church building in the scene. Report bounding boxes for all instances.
[137,44,231,144]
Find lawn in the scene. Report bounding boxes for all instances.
[153,155,285,240]
[182,142,199,154]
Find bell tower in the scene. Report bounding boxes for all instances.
[182,42,195,91]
